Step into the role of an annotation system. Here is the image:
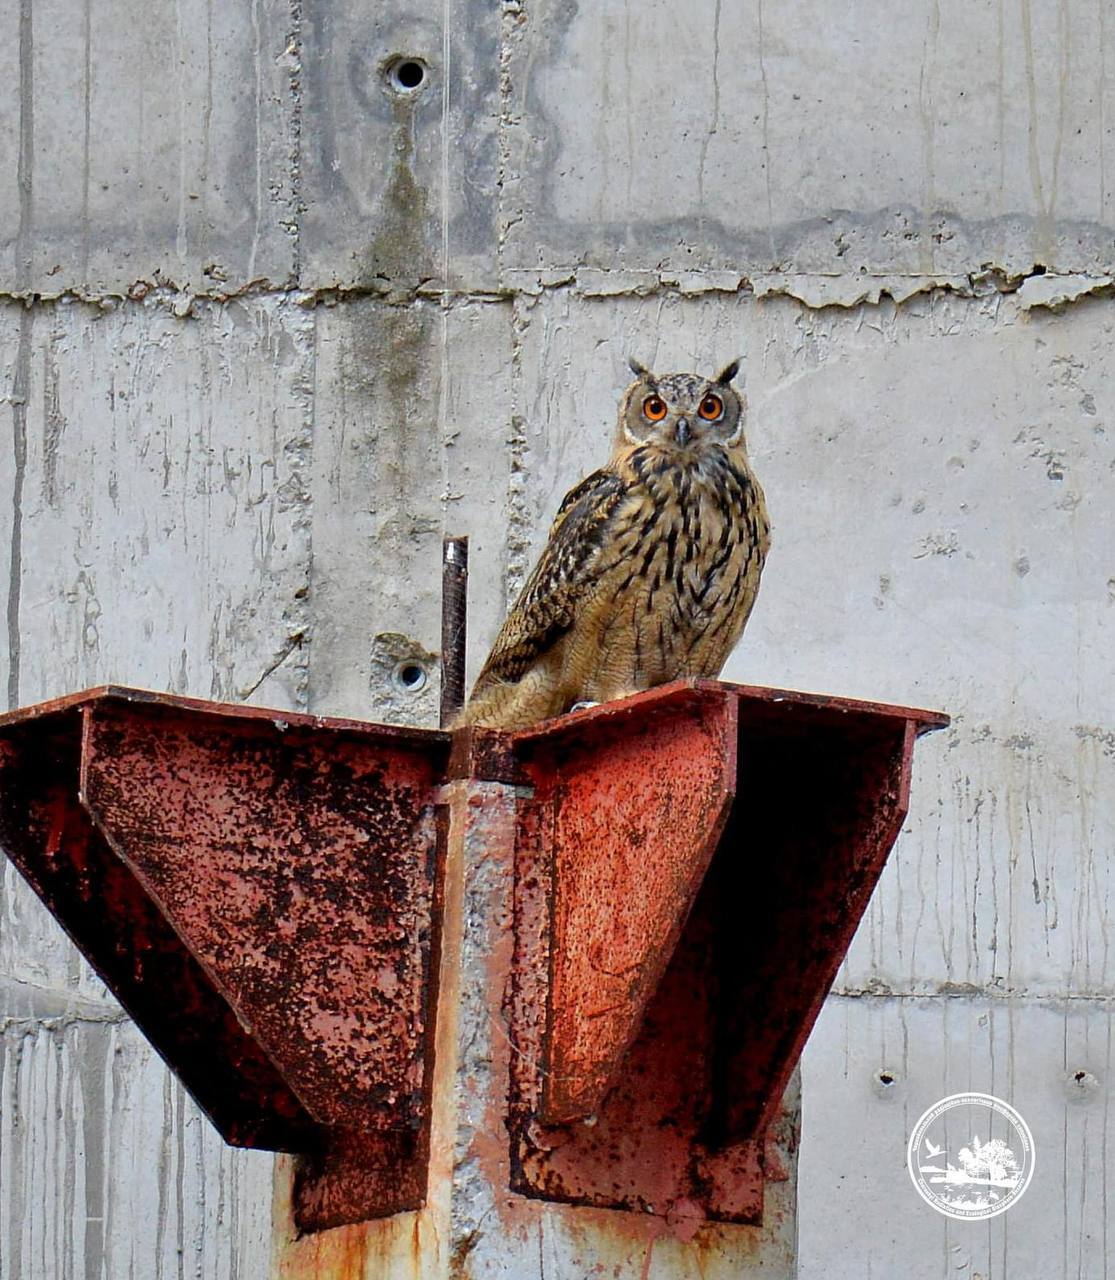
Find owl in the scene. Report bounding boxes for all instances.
[460,358,770,730]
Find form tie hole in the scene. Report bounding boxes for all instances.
[386,58,428,93]
[394,662,428,692]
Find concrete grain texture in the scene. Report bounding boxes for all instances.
[0,0,297,297]
[0,1013,274,1280]
[1,0,1113,1275]
[503,0,1115,278]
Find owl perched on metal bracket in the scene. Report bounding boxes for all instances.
[461,358,770,730]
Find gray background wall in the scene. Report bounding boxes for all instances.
[1,0,1112,1276]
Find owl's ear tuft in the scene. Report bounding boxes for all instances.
[628,357,653,380]
[716,358,742,385]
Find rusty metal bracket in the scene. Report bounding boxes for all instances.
[498,680,947,1225]
[0,678,945,1238]
[0,687,449,1234]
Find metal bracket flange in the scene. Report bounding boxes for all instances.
[0,687,448,1233]
[497,681,946,1224]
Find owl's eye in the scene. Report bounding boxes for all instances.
[642,395,668,422]
[698,394,724,421]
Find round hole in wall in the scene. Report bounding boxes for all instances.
[870,1067,902,1099]
[385,57,428,94]
[1065,1068,1100,1102]
[394,662,428,693]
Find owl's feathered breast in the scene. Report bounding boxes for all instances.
[470,441,768,707]
[469,467,629,687]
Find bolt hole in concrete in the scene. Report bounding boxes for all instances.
[871,1068,902,1099]
[394,662,428,692]
[1066,1068,1100,1102]
[385,57,428,94]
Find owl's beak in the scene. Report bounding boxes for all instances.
[675,417,691,446]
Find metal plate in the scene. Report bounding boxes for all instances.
[0,686,450,1232]
[507,680,945,1222]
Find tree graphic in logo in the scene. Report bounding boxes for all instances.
[908,1094,1035,1219]
[956,1136,1020,1187]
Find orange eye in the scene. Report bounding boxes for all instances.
[642,395,668,422]
[698,394,724,420]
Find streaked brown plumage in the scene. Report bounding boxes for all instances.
[461,358,770,730]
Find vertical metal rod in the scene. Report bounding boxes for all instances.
[440,536,469,727]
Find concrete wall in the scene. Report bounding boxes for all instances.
[1,0,1112,1276]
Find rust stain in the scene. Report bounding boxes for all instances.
[275,1209,424,1280]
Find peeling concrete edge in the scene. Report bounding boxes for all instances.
[829,984,1115,1003]
[1015,272,1115,311]
[0,974,130,1026]
[0,280,515,316]
[0,1010,131,1031]
[0,265,1111,314]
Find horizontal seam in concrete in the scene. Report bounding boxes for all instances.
[0,264,1104,313]
[830,987,1115,1002]
[0,975,128,1020]
[0,1011,132,1031]
[0,999,131,1028]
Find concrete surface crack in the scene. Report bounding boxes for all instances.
[6,312,31,710]
[0,264,1109,318]
[238,630,305,700]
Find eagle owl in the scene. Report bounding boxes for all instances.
[461,358,770,730]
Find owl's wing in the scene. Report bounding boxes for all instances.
[472,467,629,689]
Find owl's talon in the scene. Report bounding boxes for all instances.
[569,700,600,713]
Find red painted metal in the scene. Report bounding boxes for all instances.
[0,678,946,1238]
[512,685,739,1125]
[501,679,946,1223]
[0,686,449,1233]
